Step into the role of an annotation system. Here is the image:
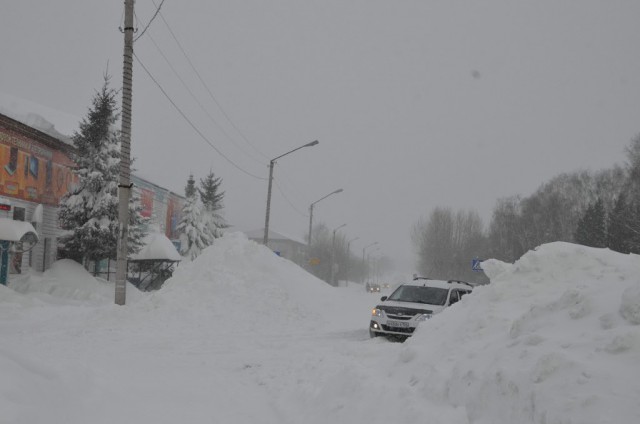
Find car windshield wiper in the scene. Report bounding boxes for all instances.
[391,298,430,304]
[388,298,411,302]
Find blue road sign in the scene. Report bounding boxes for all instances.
[471,258,484,272]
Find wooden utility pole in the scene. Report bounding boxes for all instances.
[115,0,135,305]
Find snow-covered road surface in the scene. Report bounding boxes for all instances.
[2,233,639,424]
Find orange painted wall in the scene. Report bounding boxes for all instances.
[0,126,77,206]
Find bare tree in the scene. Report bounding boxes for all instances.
[412,208,487,283]
[306,223,363,284]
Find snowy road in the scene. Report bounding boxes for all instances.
[2,287,448,424]
[3,235,639,424]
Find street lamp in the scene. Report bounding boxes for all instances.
[308,188,343,246]
[263,140,319,246]
[345,236,359,285]
[330,223,347,285]
[362,241,378,283]
[347,237,359,255]
[367,246,381,284]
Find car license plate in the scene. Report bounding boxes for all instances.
[386,320,409,328]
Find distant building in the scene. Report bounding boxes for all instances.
[131,175,185,249]
[244,228,307,266]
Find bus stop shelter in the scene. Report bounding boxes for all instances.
[128,232,181,291]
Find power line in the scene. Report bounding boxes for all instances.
[133,51,266,181]
[276,166,314,205]
[152,0,268,160]
[142,29,266,166]
[139,2,310,219]
[134,0,166,43]
[274,177,308,218]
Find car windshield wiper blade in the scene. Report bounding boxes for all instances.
[389,298,410,302]
[391,298,430,304]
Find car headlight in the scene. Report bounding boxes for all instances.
[371,308,383,317]
[416,313,432,321]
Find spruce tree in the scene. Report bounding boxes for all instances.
[58,76,146,263]
[626,201,640,254]
[176,191,212,260]
[198,170,228,240]
[574,199,606,248]
[128,189,148,254]
[608,193,631,253]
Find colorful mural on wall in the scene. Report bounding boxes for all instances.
[131,176,184,241]
[140,188,154,218]
[0,126,76,205]
[165,194,183,240]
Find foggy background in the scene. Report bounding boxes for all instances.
[2,0,639,273]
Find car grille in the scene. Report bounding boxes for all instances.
[378,305,432,320]
[381,325,415,334]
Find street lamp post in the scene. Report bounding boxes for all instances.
[367,246,380,284]
[263,140,319,246]
[330,223,346,286]
[345,236,359,285]
[362,241,378,283]
[307,188,343,247]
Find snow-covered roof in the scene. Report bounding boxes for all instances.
[130,232,181,261]
[0,91,79,144]
[243,228,306,245]
[0,218,38,242]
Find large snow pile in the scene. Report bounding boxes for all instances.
[393,242,640,424]
[141,232,360,333]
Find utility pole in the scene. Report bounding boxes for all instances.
[115,0,135,305]
[345,237,359,286]
[262,161,275,247]
[362,241,378,284]
[330,224,346,286]
[307,203,314,247]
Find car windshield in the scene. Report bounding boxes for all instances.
[387,285,448,306]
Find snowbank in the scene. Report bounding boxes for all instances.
[394,242,640,424]
[142,232,355,333]
[9,259,143,305]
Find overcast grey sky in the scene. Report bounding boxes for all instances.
[2,1,639,272]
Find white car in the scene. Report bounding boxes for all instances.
[369,277,473,340]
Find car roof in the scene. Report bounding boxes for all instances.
[403,278,473,290]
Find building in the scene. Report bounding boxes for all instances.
[244,228,308,266]
[0,112,77,274]
[0,110,184,281]
[131,175,185,249]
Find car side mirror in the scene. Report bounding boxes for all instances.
[380,296,387,301]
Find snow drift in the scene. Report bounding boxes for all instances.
[394,242,640,424]
[141,232,360,333]
[8,259,143,305]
